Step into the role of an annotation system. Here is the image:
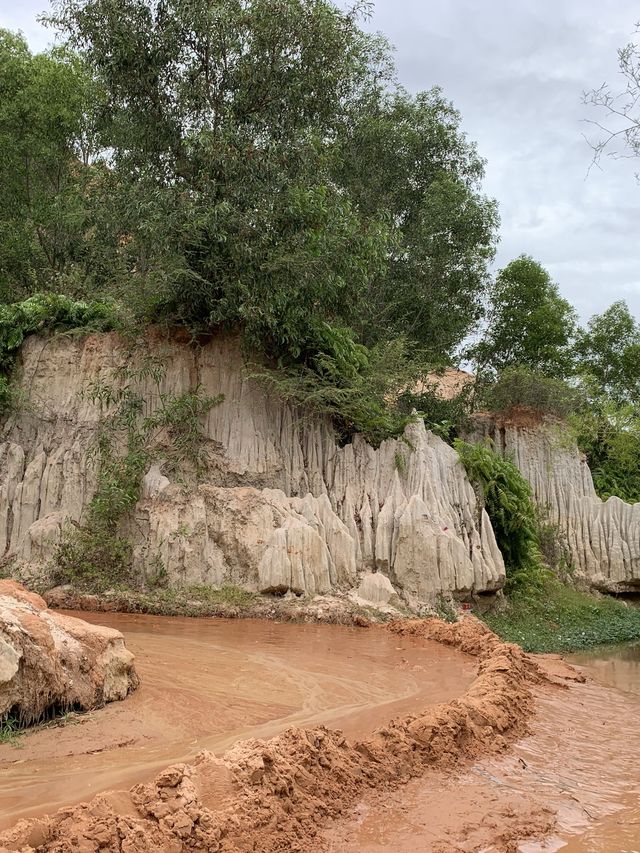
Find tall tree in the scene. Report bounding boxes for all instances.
[575,301,640,403]
[0,30,93,300]
[46,0,394,357]
[332,88,499,360]
[470,255,577,378]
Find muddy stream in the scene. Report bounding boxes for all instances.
[323,642,640,852]
[0,612,476,830]
[2,614,640,851]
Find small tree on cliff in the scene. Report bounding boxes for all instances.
[469,255,578,380]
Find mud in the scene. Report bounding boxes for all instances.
[0,613,476,830]
[0,616,540,852]
[323,646,640,852]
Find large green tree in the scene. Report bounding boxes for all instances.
[0,30,93,300]
[45,0,391,358]
[45,0,498,365]
[332,87,498,359]
[575,301,640,403]
[470,255,577,378]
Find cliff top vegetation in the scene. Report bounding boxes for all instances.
[1,0,639,495]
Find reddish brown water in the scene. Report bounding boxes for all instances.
[0,612,475,830]
[322,646,640,852]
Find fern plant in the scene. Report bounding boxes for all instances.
[455,439,547,589]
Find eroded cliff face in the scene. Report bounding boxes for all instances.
[0,332,506,604]
[468,412,640,593]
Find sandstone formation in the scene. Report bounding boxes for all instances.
[468,411,640,593]
[0,332,506,603]
[0,579,138,725]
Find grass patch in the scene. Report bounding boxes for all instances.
[0,717,22,746]
[483,578,640,652]
[94,583,260,616]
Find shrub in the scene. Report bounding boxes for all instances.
[53,358,222,590]
[571,396,640,504]
[398,378,473,444]
[249,333,422,447]
[0,293,123,418]
[455,439,547,589]
[479,366,581,419]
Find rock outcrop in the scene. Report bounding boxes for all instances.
[0,580,138,725]
[468,411,640,593]
[0,331,506,603]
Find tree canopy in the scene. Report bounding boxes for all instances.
[575,301,640,404]
[469,254,577,379]
[25,0,498,367]
[0,29,93,300]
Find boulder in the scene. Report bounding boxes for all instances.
[0,580,139,725]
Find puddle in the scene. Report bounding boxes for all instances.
[0,612,475,829]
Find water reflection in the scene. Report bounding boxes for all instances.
[569,641,640,696]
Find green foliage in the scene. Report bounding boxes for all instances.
[53,358,222,590]
[35,0,497,372]
[484,577,640,653]
[470,255,577,379]
[332,87,499,360]
[534,510,572,581]
[0,30,97,299]
[0,716,21,746]
[434,595,457,623]
[571,395,640,504]
[399,378,473,444]
[0,5,502,443]
[575,301,640,404]
[0,293,121,419]
[479,366,582,419]
[0,293,121,370]
[249,333,421,446]
[455,439,547,589]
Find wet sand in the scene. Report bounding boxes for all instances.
[322,648,640,852]
[0,612,475,829]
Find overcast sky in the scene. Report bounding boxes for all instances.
[3,0,640,324]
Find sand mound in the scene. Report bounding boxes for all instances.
[0,580,139,727]
[0,617,544,852]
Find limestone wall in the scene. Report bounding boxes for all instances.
[467,412,640,593]
[0,332,506,603]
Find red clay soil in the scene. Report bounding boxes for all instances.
[0,617,552,853]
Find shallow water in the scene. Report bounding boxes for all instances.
[322,644,640,852]
[0,611,475,829]
[570,640,640,696]
[557,642,640,852]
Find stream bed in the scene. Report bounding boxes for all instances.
[0,611,476,829]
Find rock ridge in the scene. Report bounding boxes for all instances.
[468,411,640,592]
[0,332,506,603]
